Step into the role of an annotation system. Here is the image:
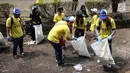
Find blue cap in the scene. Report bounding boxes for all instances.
[13,8,21,14]
[99,9,108,20]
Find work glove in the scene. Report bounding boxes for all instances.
[97,36,102,42]
[7,36,12,41]
[72,34,75,39]
[72,34,77,40]
[73,37,77,40]
[108,35,112,40]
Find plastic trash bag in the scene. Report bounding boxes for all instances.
[91,39,115,65]
[71,36,91,58]
[33,24,44,44]
[0,32,9,48]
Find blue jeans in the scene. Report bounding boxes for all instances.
[12,36,24,56]
[48,40,63,65]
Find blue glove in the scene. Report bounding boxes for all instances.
[108,35,112,40]
[72,34,75,39]
[72,34,77,40]
[74,37,77,40]
[97,36,102,42]
[7,36,12,41]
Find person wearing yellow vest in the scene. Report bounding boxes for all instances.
[53,7,66,23]
[48,16,75,66]
[80,5,90,18]
[96,9,117,71]
[90,8,99,32]
[36,0,44,4]
[6,8,24,59]
[29,6,42,42]
[96,9,116,54]
[72,10,87,38]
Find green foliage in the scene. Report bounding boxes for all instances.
[85,1,111,11]
[0,2,14,18]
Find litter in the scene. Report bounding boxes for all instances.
[71,36,91,57]
[74,64,83,71]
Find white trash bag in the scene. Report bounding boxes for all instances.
[33,24,44,44]
[0,32,8,48]
[91,39,115,65]
[71,36,91,58]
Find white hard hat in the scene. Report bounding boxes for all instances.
[64,16,75,22]
[90,8,99,13]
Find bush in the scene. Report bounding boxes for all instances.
[85,1,111,11]
[0,3,14,19]
[0,3,14,36]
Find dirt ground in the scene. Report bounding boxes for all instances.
[0,0,130,73]
[0,29,130,73]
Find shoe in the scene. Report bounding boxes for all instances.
[57,63,65,67]
[19,52,25,57]
[13,55,19,59]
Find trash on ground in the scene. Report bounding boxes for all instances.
[74,64,83,71]
[87,69,91,72]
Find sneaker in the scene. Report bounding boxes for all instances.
[13,55,19,59]
[57,63,65,67]
[19,52,25,57]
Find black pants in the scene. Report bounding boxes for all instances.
[108,39,112,54]
[12,36,23,56]
[72,0,78,11]
[112,2,118,13]
[74,28,84,38]
[48,40,63,65]
[30,24,35,41]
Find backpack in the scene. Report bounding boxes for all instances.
[97,16,112,31]
[10,16,22,28]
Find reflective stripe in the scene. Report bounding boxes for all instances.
[32,21,36,24]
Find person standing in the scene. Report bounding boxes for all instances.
[72,10,87,38]
[29,6,42,43]
[72,0,78,11]
[111,0,119,13]
[48,16,75,66]
[6,8,24,59]
[53,7,66,23]
[90,8,99,32]
[80,5,90,18]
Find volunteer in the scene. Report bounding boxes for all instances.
[6,8,24,59]
[53,7,66,23]
[29,5,42,43]
[48,16,75,66]
[72,10,87,38]
[80,5,90,18]
[96,9,116,54]
[90,8,99,32]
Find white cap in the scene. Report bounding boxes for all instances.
[64,16,75,22]
[90,8,99,13]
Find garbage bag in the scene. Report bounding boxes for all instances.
[91,39,115,64]
[71,36,91,58]
[0,32,6,46]
[33,24,44,44]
